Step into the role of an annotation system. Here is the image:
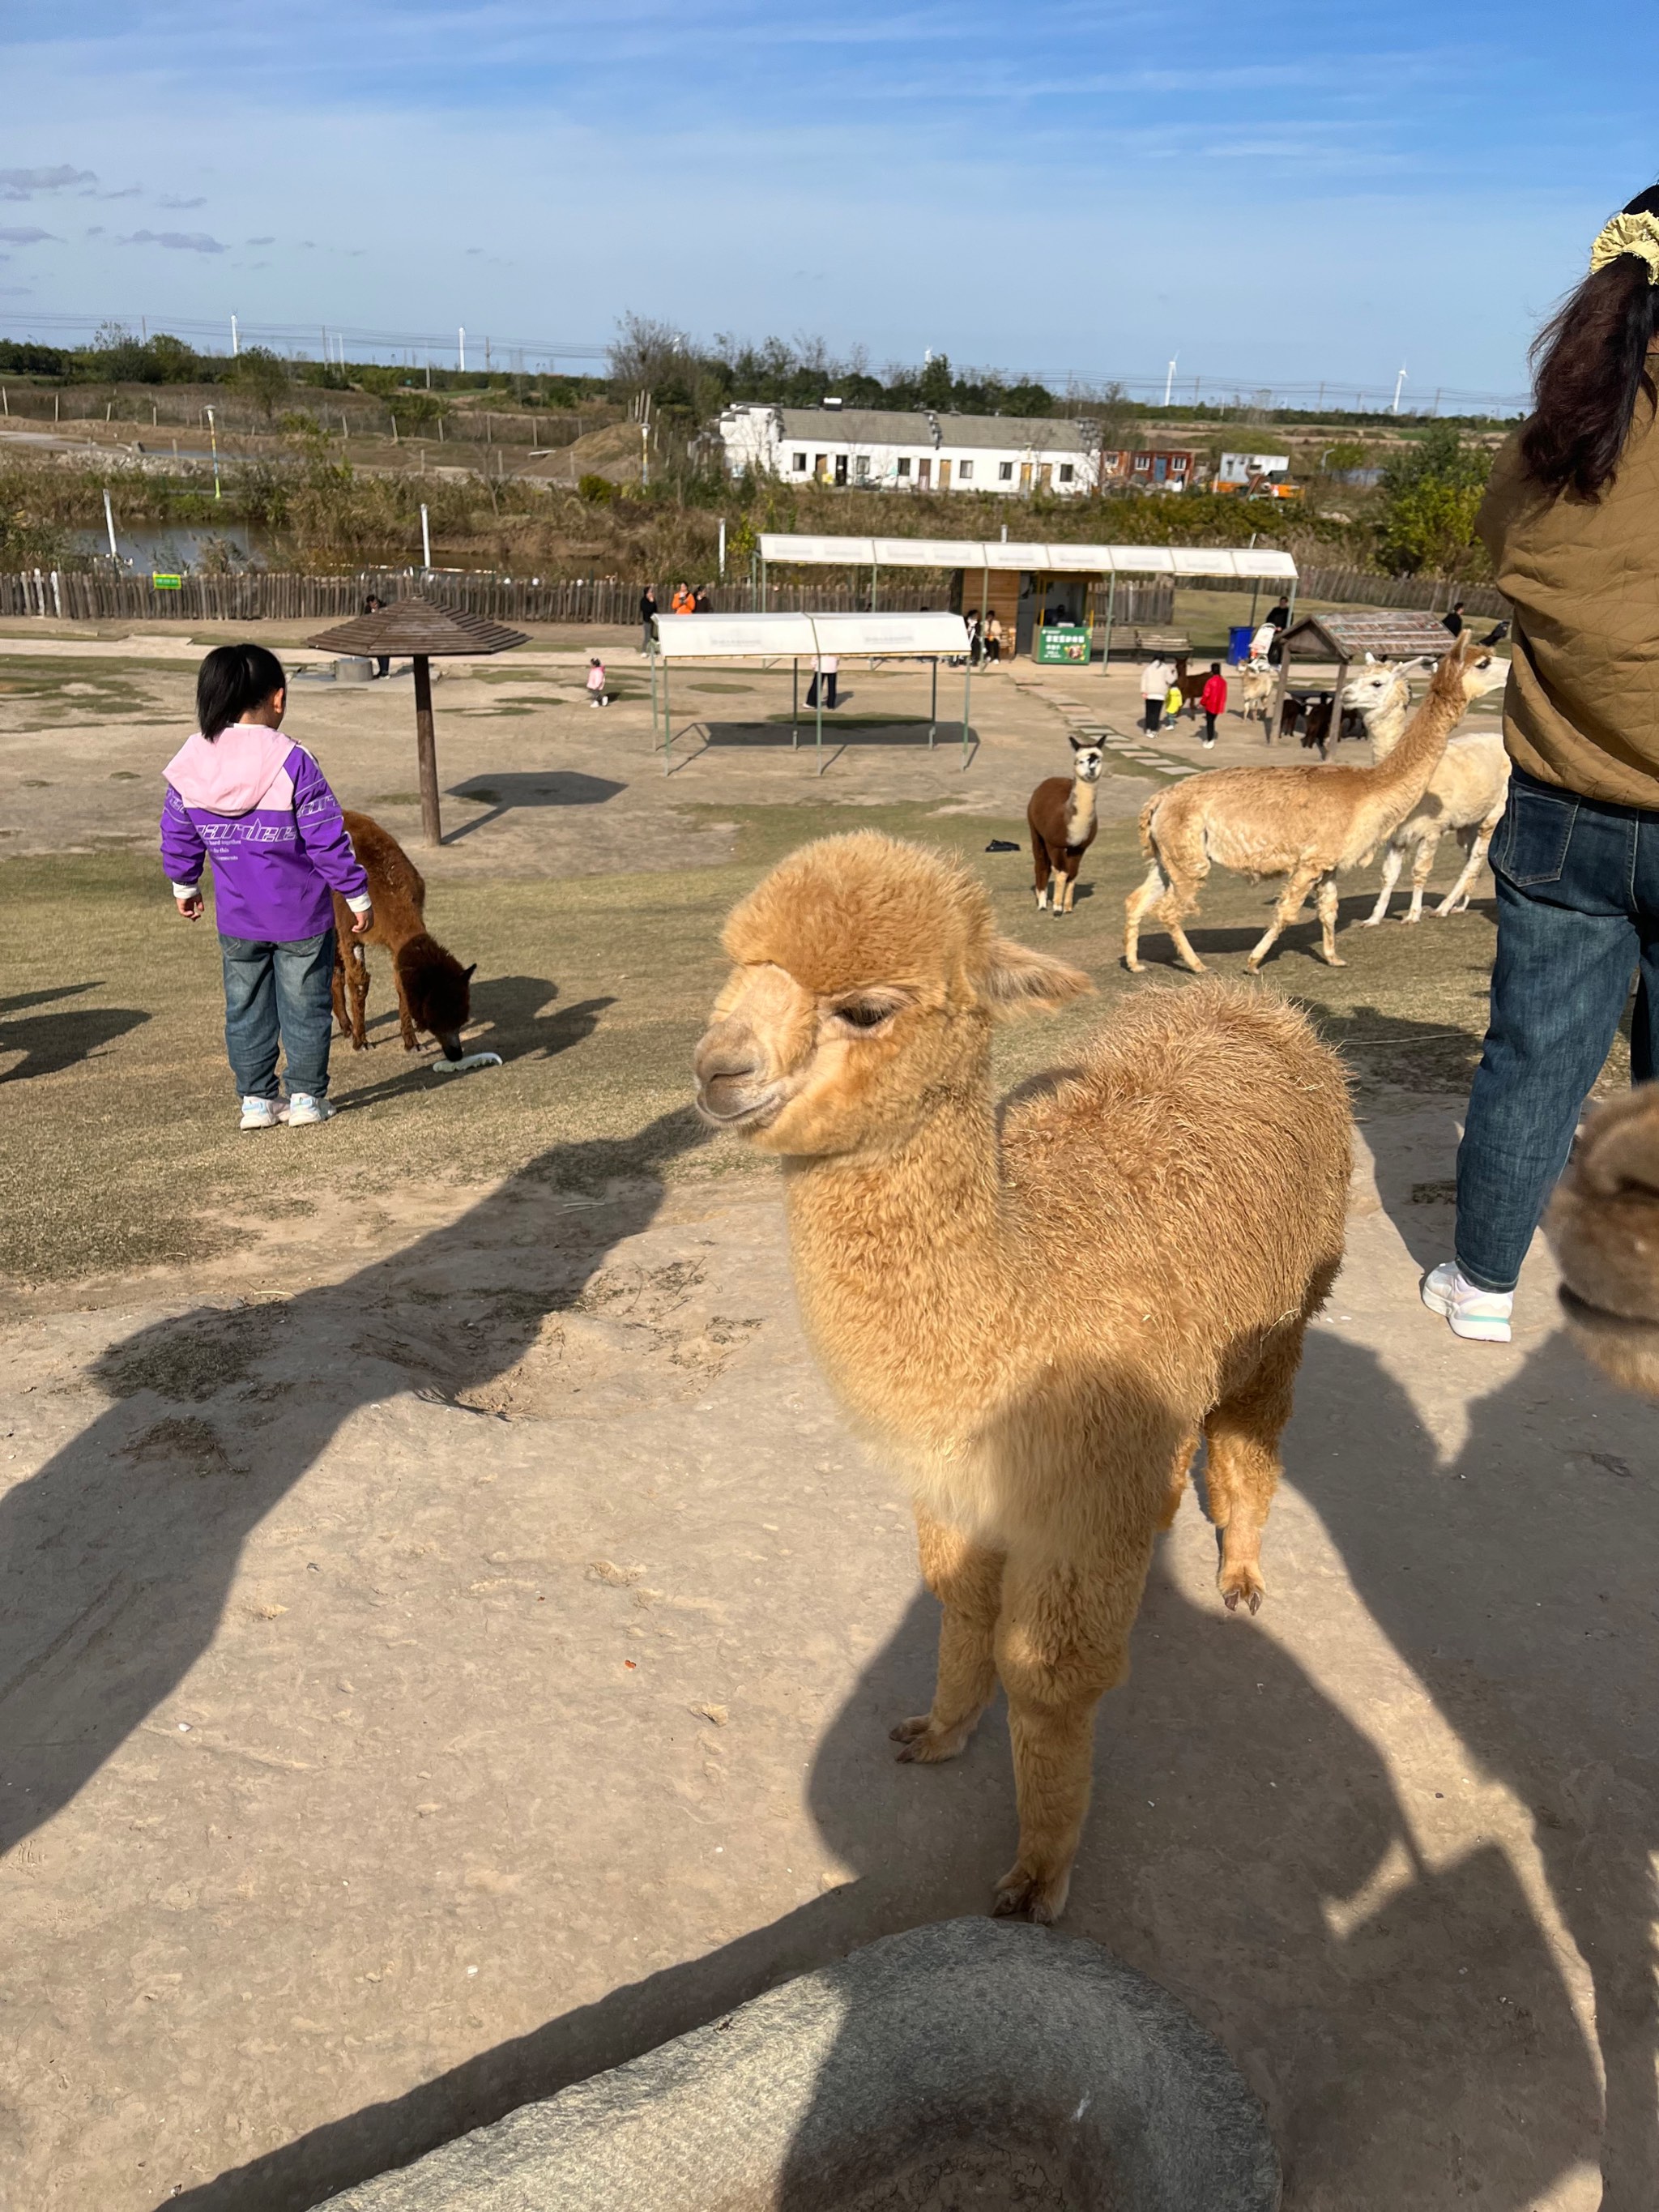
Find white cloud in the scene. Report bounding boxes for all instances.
[118,228,228,253]
[0,164,95,199]
[156,194,207,209]
[0,226,59,245]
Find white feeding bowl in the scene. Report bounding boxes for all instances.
[431,1050,503,1077]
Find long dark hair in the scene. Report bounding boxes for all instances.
[197,642,287,740]
[1520,184,1659,499]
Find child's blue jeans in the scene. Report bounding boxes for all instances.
[1455,770,1659,1291]
[220,930,335,1100]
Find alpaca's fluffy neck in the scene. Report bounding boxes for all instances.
[782,1079,1010,1444]
[1359,685,1410,759]
[1346,673,1465,839]
[1064,775,1098,847]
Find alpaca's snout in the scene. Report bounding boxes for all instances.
[693,1021,780,1129]
[437,1032,465,1061]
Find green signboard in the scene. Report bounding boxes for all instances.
[1034,622,1090,665]
[151,573,182,591]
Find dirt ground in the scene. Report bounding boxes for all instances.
[1,628,1652,2212]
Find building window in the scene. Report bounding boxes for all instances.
[957,459,973,481]
[998,461,1013,482]
[1058,463,1074,484]
[792,452,807,472]
[855,455,869,480]
[897,457,911,477]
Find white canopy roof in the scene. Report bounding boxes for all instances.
[757,532,1299,581]
[652,610,970,660]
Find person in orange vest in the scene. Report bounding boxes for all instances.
[670,582,696,614]
[1199,662,1227,747]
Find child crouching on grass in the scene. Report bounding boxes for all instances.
[160,643,373,1130]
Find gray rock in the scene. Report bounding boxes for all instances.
[326,1919,1279,2211]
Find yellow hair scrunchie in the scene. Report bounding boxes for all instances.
[1589,211,1659,285]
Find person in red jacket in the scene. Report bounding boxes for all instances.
[1199,662,1227,747]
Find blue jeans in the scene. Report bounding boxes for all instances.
[220,930,335,1101]
[1455,770,1659,1291]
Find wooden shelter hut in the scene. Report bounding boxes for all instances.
[307,596,527,844]
[1272,611,1463,747]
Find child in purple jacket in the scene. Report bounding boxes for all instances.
[161,643,373,1129]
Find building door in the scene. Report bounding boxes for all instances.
[834,455,847,486]
[918,457,932,488]
[1038,462,1052,489]
[1019,462,1033,490]
[815,453,829,480]
[938,459,952,490]
[1153,455,1167,484]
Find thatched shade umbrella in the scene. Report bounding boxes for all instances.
[307,596,528,845]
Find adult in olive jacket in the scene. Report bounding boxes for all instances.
[1423,183,1659,1346]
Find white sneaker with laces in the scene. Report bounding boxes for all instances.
[239,1096,282,1130]
[1421,1261,1513,1343]
[285,1093,335,1126]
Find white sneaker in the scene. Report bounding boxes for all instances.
[239,1095,283,1131]
[285,1093,335,1126]
[1421,1262,1512,1343]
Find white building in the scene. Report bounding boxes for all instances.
[1217,451,1291,486]
[714,404,1102,497]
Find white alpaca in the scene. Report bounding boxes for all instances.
[1342,655,1511,925]
[1237,658,1275,723]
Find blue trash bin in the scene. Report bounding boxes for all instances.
[1228,625,1255,666]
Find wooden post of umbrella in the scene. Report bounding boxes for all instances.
[306,595,528,848]
[412,654,439,843]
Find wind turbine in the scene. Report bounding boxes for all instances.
[1392,364,1408,414]
[1163,355,1178,408]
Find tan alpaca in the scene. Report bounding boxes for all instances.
[1237,660,1276,724]
[693,833,1351,1921]
[1124,635,1500,974]
[1547,1089,1659,1399]
[1343,656,1512,925]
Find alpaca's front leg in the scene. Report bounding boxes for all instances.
[1405,835,1437,923]
[992,1542,1150,1924]
[1245,865,1320,972]
[891,1510,1003,1764]
[1362,844,1402,926]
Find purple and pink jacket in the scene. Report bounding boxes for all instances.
[160,724,370,942]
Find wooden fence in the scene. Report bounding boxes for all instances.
[0,569,955,626]
[2,563,1487,627]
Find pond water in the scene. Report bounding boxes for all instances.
[65,524,279,573]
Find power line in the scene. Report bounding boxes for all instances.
[0,310,1531,412]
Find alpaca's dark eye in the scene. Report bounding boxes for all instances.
[835,1001,890,1030]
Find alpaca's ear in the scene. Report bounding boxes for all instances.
[464,963,477,979]
[979,938,1094,1018]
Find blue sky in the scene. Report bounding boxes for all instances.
[2,0,1657,400]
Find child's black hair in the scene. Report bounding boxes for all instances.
[197,642,287,741]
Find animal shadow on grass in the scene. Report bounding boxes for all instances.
[443,771,625,844]
[1127,889,1405,973]
[180,1347,1597,2212]
[671,717,979,776]
[0,1107,710,1875]
[0,980,147,1083]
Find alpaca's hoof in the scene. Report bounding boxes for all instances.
[891,1714,973,1763]
[1358,916,1383,929]
[1321,953,1348,967]
[1398,914,1421,927]
[1123,957,1145,974]
[1220,1563,1266,1615]
[992,1864,1068,1924]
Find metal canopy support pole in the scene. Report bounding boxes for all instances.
[962,658,972,771]
[1328,657,1350,752]
[1248,577,1262,632]
[1101,572,1116,671]
[929,658,937,749]
[791,659,799,749]
[413,654,441,845]
[662,655,674,772]
[1269,629,1294,747]
[871,561,878,612]
[809,617,825,776]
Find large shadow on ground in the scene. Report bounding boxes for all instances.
[177,1330,1600,2210]
[334,974,615,1104]
[1295,1308,1659,2210]
[0,1108,708,1870]
[443,771,625,844]
[0,980,148,1083]
[667,718,979,778]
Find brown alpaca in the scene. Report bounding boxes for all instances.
[1546,1090,1659,1399]
[1124,635,1500,974]
[330,811,476,1060]
[1026,736,1103,915]
[693,832,1350,1921]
